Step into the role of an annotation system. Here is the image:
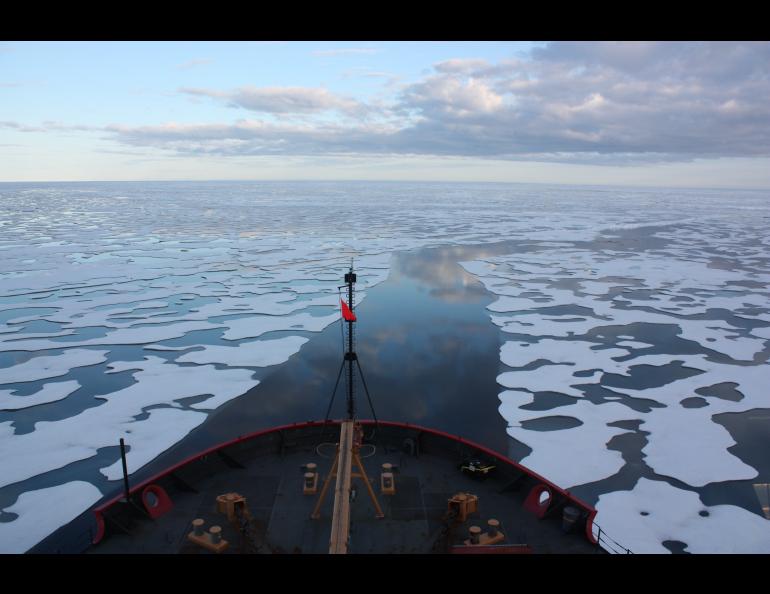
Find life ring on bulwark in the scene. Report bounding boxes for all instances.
[523,484,552,519]
[141,484,173,519]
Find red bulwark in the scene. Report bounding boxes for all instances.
[340,299,356,321]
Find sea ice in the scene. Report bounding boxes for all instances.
[0,379,80,411]
[500,339,628,369]
[502,396,636,487]
[463,220,770,499]
[0,321,225,352]
[749,326,770,340]
[0,349,108,384]
[594,478,770,554]
[176,335,309,368]
[99,407,208,479]
[222,311,340,341]
[0,481,103,554]
[3,182,770,555]
[491,313,608,338]
[639,404,758,486]
[0,356,258,489]
[615,340,655,349]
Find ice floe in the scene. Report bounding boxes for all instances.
[595,478,770,554]
[0,349,108,384]
[639,404,758,486]
[176,336,309,368]
[616,340,655,349]
[98,407,208,479]
[500,339,628,369]
[0,356,258,489]
[490,313,608,338]
[749,326,770,340]
[459,210,770,548]
[0,379,81,411]
[501,395,632,487]
[0,321,225,352]
[0,481,103,553]
[221,311,340,341]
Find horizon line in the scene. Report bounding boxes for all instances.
[1,178,768,192]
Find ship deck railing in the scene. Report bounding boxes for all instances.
[592,523,634,554]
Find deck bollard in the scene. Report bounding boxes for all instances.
[209,525,222,544]
[469,525,481,545]
[562,506,580,533]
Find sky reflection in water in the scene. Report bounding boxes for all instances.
[138,242,516,482]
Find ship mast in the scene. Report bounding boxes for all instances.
[344,262,356,420]
[313,261,383,553]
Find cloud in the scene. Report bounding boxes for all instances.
[175,58,212,70]
[1,121,98,133]
[531,41,770,84]
[433,58,490,73]
[59,42,770,164]
[104,119,402,157]
[311,48,380,57]
[401,74,504,117]
[341,68,401,85]
[392,42,770,160]
[1,121,45,132]
[180,86,367,116]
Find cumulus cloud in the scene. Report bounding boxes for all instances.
[394,42,770,159]
[402,75,504,117]
[105,42,770,164]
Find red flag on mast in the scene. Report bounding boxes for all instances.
[340,299,356,322]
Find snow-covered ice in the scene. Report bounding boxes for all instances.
[502,395,632,486]
[460,213,770,552]
[0,320,225,352]
[594,478,770,554]
[98,407,208,479]
[0,356,258,489]
[0,379,80,411]
[0,349,108,384]
[176,335,309,368]
[221,311,340,341]
[0,481,104,553]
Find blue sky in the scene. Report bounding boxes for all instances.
[2,41,770,188]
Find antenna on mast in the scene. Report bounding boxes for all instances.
[323,259,377,426]
[343,260,356,420]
